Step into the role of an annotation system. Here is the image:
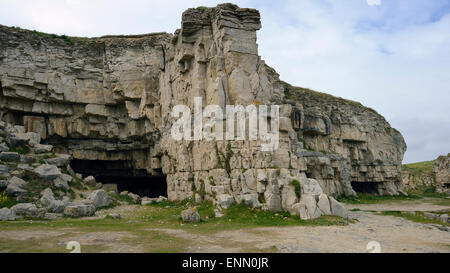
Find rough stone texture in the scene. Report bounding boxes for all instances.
[181,207,201,223]
[40,188,55,206]
[64,204,95,217]
[402,154,449,194]
[0,207,15,221]
[0,4,407,212]
[11,202,45,218]
[85,189,113,208]
[434,154,449,194]
[329,196,349,219]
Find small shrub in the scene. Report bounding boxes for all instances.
[290,179,301,198]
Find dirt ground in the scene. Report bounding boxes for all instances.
[0,198,449,253]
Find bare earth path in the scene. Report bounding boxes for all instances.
[155,210,449,253]
[0,199,449,253]
[154,198,450,253]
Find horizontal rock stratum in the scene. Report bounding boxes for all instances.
[0,3,407,211]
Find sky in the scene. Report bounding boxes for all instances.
[0,0,449,163]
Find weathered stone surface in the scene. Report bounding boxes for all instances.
[329,196,349,218]
[0,3,407,210]
[301,194,322,219]
[0,207,15,221]
[6,176,27,197]
[434,154,449,194]
[181,207,200,223]
[216,194,235,209]
[86,189,113,208]
[317,194,331,215]
[34,144,53,154]
[40,188,55,206]
[64,204,95,217]
[44,154,72,167]
[33,164,61,180]
[83,176,96,186]
[0,152,19,161]
[11,203,44,218]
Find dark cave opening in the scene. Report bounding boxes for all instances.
[351,182,379,194]
[70,159,167,198]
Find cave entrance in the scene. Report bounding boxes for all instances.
[70,159,167,198]
[351,182,379,194]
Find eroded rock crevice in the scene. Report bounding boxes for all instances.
[0,3,408,212]
[69,159,167,198]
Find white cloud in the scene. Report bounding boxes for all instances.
[366,0,381,6]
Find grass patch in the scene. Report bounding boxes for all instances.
[380,211,449,227]
[290,179,301,198]
[403,160,434,176]
[111,193,135,204]
[0,200,351,252]
[337,193,421,204]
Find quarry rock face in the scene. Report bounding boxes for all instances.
[434,154,450,194]
[0,4,407,212]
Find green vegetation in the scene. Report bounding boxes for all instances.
[379,211,449,227]
[31,29,89,44]
[337,193,421,204]
[0,191,18,208]
[280,81,380,115]
[297,134,315,151]
[214,142,233,175]
[403,160,434,175]
[290,179,301,198]
[111,193,135,204]
[0,199,351,252]
[6,144,30,155]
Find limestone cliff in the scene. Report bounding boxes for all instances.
[0,3,407,211]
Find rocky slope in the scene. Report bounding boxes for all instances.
[0,4,407,215]
[401,155,449,194]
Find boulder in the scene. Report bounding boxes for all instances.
[83,176,96,186]
[128,192,140,203]
[11,203,44,218]
[33,164,62,180]
[53,173,72,191]
[64,204,95,217]
[0,143,9,152]
[86,189,113,208]
[6,176,27,197]
[50,197,70,213]
[0,152,20,162]
[34,144,53,154]
[0,207,15,221]
[44,154,72,167]
[301,194,322,219]
[40,188,55,206]
[329,196,349,218]
[106,213,121,219]
[181,207,200,223]
[317,194,331,215]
